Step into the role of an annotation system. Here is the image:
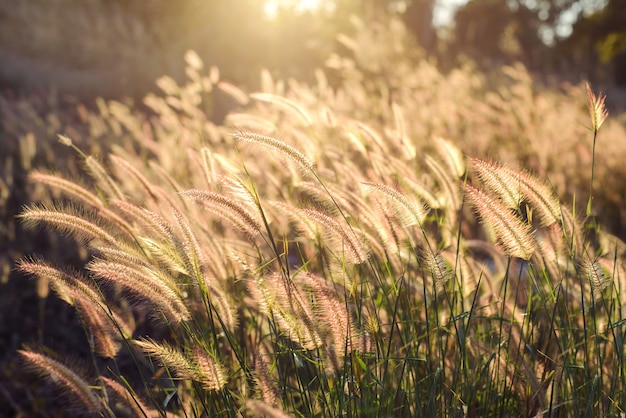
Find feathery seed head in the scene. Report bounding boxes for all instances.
[464,184,535,260]
[586,83,608,133]
[19,350,102,413]
[57,134,73,147]
[580,257,612,298]
[233,131,314,172]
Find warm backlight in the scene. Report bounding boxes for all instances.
[263,0,329,20]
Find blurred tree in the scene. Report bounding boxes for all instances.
[507,0,580,44]
[450,0,544,67]
[448,0,615,71]
[403,0,437,53]
[359,0,437,53]
[561,0,626,84]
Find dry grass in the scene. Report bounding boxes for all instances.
[1,13,626,417]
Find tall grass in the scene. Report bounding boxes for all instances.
[3,16,626,417]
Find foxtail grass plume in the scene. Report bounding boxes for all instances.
[19,350,102,413]
[580,258,612,298]
[246,400,291,418]
[300,208,369,264]
[134,339,228,392]
[57,134,73,147]
[253,347,280,407]
[586,83,608,133]
[233,131,314,172]
[217,81,249,105]
[464,184,535,260]
[101,376,156,417]
[471,158,562,226]
[250,92,313,127]
[20,204,120,245]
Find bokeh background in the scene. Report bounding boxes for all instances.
[0,0,624,101]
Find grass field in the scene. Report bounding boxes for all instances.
[2,15,626,417]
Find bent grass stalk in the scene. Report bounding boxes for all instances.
[585,83,608,217]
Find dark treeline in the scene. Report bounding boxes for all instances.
[0,0,624,101]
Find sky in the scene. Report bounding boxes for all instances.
[432,0,468,27]
[263,0,468,22]
[263,0,609,40]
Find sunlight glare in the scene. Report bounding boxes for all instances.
[263,0,326,20]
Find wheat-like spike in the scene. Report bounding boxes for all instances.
[419,248,455,291]
[251,273,323,350]
[200,147,217,187]
[464,184,535,260]
[155,75,180,96]
[362,182,428,227]
[180,189,263,240]
[533,223,566,267]
[217,81,250,105]
[112,200,172,242]
[101,376,156,418]
[57,134,74,147]
[147,162,182,194]
[471,157,522,208]
[19,350,102,413]
[339,187,392,244]
[320,106,337,128]
[352,120,386,151]
[199,272,239,332]
[73,293,123,358]
[275,273,325,350]
[109,155,158,202]
[95,246,150,269]
[390,102,417,159]
[498,164,561,226]
[343,131,368,155]
[224,176,265,217]
[253,347,279,406]
[586,83,608,132]
[171,208,206,279]
[295,181,342,215]
[184,49,203,70]
[18,260,130,357]
[29,171,103,207]
[89,261,190,323]
[580,258,611,298]
[135,339,228,391]
[401,177,440,210]
[433,137,466,178]
[134,338,198,379]
[28,183,136,242]
[425,154,461,212]
[138,237,187,276]
[471,158,561,226]
[560,206,586,257]
[251,92,313,127]
[20,203,120,245]
[233,131,314,172]
[268,201,318,239]
[245,400,291,418]
[85,156,125,201]
[306,273,356,357]
[300,208,368,264]
[260,68,275,93]
[191,347,229,391]
[171,209,237,329]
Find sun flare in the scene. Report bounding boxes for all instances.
[263,0,328,20]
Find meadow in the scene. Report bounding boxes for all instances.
[2,15,626,417]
